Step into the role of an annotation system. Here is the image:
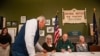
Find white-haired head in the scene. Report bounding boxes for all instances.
[37,16,46,29]
[79,35,85,43]
[37,16,45,22]
[79,35,84,39]
[45,34,53,43]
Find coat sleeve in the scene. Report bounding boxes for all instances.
[25,19,37,56]
[76,44,80,52]
[56,40,61,52]
[35,42,44,51]
[68,40,74,51]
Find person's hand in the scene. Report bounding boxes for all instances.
[40,50,47,56]
[42,53,48,56]
[2,45,7,49]
[36,52,47,56]
[68,49,72,52]
[51,50,56,53]
[0,43,2,46]
[41,49,47,53]
[1,43,9,49]
[61,49,66,53]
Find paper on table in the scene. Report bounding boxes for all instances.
[51,52,73,56]
[36,52,99,56]
[76,52,93,56]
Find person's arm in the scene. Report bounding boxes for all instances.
[56,40,61,52]
[68,41,74,51]
[0,35,11,49]
[35,42,44,51]
[8,34,12,45]
[36,42,47,53]
[25,19,37,56]
[85,43,89,51]
[76,44,80,52]
[2,43,9,49]
[52,43,56,50]
[42,42,47,50]
[82,43,88,52]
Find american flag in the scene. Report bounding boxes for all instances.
[54,15,60,45]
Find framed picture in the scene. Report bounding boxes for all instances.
[20,16,26,23]
[47,27,54,33]
[45,19,50,25]
[6,21,12,27]
[0,16,6,29]
[52,18,55,25]
[39,30,45,36]
[12,21,18,27]
[8,27,17,43]
[18,24,24,32]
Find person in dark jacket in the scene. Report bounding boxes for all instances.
[56,33,74,52]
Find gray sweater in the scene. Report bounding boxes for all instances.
[76,43,88,52]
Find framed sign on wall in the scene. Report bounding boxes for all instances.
[45,19,50,25]
[39,30,45,36]
[20,16,26,23]
[0,16,6,29]
[12,21,18,27]
[6,21,12,27]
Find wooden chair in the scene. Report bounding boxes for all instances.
[89,45,100,52]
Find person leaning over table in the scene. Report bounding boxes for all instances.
[56,33,74,52]
[42,34,55,52]
[76,35,88,52]
[12,16,46,56]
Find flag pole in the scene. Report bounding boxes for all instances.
[93,8,96,37]
[93,8,96,12]
[62,8,64,25]
[93,8,98,45]
[54,10,60,46]
[56,10,59,16]
[93,8,95,45]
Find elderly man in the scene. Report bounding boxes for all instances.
[56,33,74,52]
[12,16,46,56]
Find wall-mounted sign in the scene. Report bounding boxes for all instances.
[62,8,87,25]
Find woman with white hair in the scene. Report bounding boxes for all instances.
[76,35,88,52]
[42,34,55,52]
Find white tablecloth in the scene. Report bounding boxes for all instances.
[36,52,100,56]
